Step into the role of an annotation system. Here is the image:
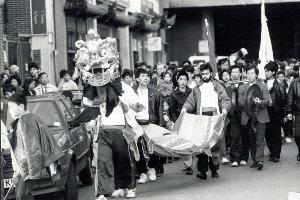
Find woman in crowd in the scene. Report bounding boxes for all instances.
[22,78,36,96]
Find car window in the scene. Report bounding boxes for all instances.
[27,101,63,130]
[62,98,77,117]
[57,100,73,121]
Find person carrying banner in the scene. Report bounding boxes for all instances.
[264,61,287,163]
[238,65,270,170]
[132,68,166,183]
[181,63,231,180]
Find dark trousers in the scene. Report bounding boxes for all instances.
[294,115,300,154]
[148,155,166,173]
[135,136,166,175]
[136,136,148,175]
[97,127,136,196]
[197,150,220,173]
[265,107,282,159]
[240,119,266,163]
[229,117,242,162]
[282,120,293,137]
[15,177,34,200]
[196,111,220,173]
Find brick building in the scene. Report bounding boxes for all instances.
[4,0,172,83]
[0,1,4,73]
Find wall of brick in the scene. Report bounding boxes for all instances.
[6,0,31,66]
[0,4,4,73]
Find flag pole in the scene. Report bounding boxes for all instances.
[205,18,217,74]
[258,0,274,80]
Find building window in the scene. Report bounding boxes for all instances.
[66,16,87,71]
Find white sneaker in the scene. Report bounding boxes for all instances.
[96,195,107,200]
[285,137,292,143]
[240,160,248,166]
[147,168,156,181]
[221,157,230,165]
[126,188,136,198]
[231,161,239,167]
[137,173,148,184]
[111,189,125,198]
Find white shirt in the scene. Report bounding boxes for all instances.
[58,80,78,91]
[267,79,275,104]
[199,82,219,113]
[136,87,149,121]
[35,83,58,95]
[267,79,275,91]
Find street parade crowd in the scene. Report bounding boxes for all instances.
[1,33,300,200]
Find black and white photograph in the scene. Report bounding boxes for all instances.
[0,0,300,199]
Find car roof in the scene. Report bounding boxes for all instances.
[27,92,66,102]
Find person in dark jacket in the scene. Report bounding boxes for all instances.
[169,71,192,123]
[277,71,293,143]
[264,62,287,162]
[286,76,300,161]
[132,68,165,183]
[7,93,64,200]
[27,62,40,85]
[22,78,36,96]
[149,63,167,87]
[238,65,270,170]
[225,65,244,167]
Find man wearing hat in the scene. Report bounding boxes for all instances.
[264,61,287,163]
[9,64,20,76]
[238,65,270,170]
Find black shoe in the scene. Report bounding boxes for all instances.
[196,172,207,180]
[297,154,300,161]
[185,167,193,175]
[211,171,219,178]
[273,157,280,163]
[269,157,274,161]
[257,162,264,170]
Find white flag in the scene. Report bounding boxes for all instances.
[258,0,274,80]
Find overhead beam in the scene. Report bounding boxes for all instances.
[165,0,300,8]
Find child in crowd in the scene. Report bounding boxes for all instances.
[58,69,78,91]
[162,71,173,86]
[161,100,174,131]
[219,69,231,87]
[194,74,202,87]
[121,69,134,86]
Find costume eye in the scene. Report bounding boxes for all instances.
[100,49,108,57]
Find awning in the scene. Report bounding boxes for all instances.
[64,0,108,17]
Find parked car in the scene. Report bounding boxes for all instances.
[2,93,93,200]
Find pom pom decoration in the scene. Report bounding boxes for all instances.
[74,29,120,87]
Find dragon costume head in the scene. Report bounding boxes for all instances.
[74,29,120,87]
[74,29,122,117]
